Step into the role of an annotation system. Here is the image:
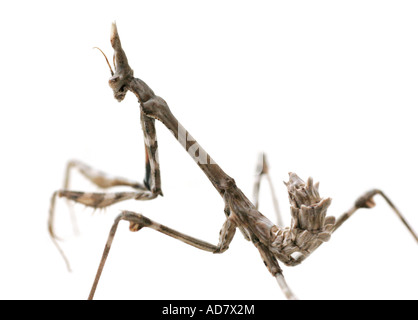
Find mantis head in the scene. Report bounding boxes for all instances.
[95,22,133,102]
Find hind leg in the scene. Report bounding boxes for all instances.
[332,189,418,242]
[253,153,283,226]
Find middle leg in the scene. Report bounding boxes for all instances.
[88,210,237,299]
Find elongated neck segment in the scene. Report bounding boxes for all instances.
[128,77,236,196]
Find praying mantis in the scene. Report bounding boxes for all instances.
[48,22,418,300]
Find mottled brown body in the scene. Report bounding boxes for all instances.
[48,23,418,300]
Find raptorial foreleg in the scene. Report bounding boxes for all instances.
[63,159,145,191]
[54,158,153,235]
[49,105,165,270]
[48,189,157,271]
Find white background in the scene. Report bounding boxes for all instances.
[0,1,417,300]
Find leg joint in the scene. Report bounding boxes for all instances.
[121,211,152,230]
[355,189,381,209]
